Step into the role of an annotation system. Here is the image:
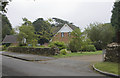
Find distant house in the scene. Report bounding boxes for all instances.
[2,35,19,46]
[51,24,79,43]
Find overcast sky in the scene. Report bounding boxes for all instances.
[6,0,115,30]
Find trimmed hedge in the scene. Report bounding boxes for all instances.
[8,47,60,55]
[104,43,120,63]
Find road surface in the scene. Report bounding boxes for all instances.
[2,55,106,76]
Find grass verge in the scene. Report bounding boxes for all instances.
[94,62,119,75]
[53,50,102,58]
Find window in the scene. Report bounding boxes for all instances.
[61,32,64,37]
[68,32,71,36]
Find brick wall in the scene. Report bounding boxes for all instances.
[52,32,72,44]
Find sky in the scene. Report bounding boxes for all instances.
[6,0,115,30]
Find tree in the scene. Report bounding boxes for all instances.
[33,18,53,44]
[85,23,115,50]
[111,1,120,43]
[2,14,12,40]
[0,0,35,13]
[0,0,10,13]
[18,18,37,45]
[22,17,32,26]
[69,28,85,52]
[52,18,70,27]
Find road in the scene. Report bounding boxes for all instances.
[2,54,106,76]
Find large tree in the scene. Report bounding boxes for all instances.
[85,23,115,50]
[111,1,120,43]
[2,14,12,40]
[18,18,37,45]
[52,18,70,27]
[33,18,53,44]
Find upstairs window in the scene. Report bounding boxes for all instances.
[68,32,71,36]
[61,32,64,37]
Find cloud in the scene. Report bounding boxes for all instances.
[6,0,114,30]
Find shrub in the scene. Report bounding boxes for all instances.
[68,40,81,52]
[2,45,6,50]
[60,49,67,55]
[48,41,66,50]
[81,45,96,52]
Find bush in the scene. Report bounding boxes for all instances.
[60,49,67,55]
[69,40,80,52]
[2,45,6,50]
[81,45,96,52]
[48,41,66,50]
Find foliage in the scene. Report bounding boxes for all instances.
[60,49,67,55]
[0,0,11,13]
[2,43,11,50]
[2,45,7,50]
[22,18,33,26]
[81,45,96,52]
[111,1,120,43]
[111,1,120,31]
[10,28,17,35]
[2,14,12,40]
[85,23,115,50]
[69,29,85,52]
[33,18,53,44]
[95,62,119,75]
[48,41,66,50]
[52,18,70,27]
[31,39,38,47]
[18,18,37,45]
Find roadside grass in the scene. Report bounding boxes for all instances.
[94,62,119,75]
[53,50,102,58]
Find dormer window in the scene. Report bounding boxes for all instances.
[61,32,64,37]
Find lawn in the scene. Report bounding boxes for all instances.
[94,62,119,75]
[53,50,102,58]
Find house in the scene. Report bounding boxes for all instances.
[51,24,79,43]
[2,35,19,46]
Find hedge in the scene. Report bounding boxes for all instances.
[8,47,60,55]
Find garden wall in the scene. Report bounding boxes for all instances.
[104,43,120,63]
[8,47,59,55]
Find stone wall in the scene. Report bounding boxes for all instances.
[8,47,60,55]
[104,43,120,63]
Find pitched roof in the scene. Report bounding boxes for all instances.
[58,24,73,32]
[52,24,79,34]
[2,35,18,43]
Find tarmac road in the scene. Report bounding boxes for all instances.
[2,55,107,76]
